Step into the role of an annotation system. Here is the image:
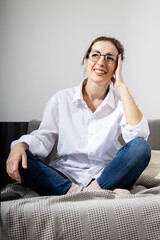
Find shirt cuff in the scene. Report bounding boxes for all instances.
[121,116,150,142]
[11,134,49,157]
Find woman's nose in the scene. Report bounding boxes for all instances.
[97,56,106,66]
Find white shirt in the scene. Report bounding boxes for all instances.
[12,80,150,187]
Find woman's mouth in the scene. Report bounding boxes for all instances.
[94,69,107,75]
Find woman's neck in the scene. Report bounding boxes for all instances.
[82,79,110,112]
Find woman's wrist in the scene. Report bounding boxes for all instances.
[19,142,29,151]
[116,81,127,93]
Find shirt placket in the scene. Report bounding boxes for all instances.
[88,115,96,161]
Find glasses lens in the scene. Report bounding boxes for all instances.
[105,53,117,64]
[89,51,100,62]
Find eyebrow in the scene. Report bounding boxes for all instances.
[107,52,117,56]
[92,49,117,56]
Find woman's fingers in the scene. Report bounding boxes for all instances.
[22,152,27,169]
[6,143,28,183]
[116,54,122,73]
[6,154,22,183]
[12,159,22,183]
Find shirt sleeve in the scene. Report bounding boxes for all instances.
[120,115,150,143]
[11,96,59,158]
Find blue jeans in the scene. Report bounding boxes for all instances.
[97,138,151,190]
[19,151,72,195]
[19,138,151,195]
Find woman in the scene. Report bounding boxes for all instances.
[6,36,151,195]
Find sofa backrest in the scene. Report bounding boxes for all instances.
[27,119,160,164]
[147,119,160,150]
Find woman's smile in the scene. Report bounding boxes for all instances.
[93,68,107,76]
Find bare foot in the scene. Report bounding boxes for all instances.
[66,183,83,194]
[113,188,131,194]
[83,179,101,192]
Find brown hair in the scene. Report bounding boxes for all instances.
[82,36,124,65]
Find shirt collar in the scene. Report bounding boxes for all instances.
[100,86,116,110]
[72,79,116,110]
[72,79,87,104]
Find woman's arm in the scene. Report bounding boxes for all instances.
[6,142,29,183]
[7,95,59,183]
[111,55,143,126]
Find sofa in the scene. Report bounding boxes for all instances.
[1,119,160,240]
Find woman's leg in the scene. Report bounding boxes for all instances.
[19,151,72,195]
[97,138,151,190]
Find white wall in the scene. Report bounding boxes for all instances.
[0,0,160,121]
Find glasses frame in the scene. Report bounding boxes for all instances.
[89,50,117,64]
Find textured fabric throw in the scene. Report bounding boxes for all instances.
[136,150,160,187]
[1,189,160,240]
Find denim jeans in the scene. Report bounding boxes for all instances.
[97,137,151,190]
[20,138,151,195]
[19,152,72,195]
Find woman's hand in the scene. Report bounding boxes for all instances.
[6,142,28,183]
[111,54,143,126]
[111,54,125,90]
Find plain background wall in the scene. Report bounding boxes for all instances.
[0,0,160,121]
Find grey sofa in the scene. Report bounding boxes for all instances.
[1,119,160,240]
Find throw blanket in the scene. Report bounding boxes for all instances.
[1,184,160,240]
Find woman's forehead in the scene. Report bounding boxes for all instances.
[92,41,118,55]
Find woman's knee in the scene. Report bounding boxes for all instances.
[129,138,151,165]
[20,151,41,175]
[26,151,40,160]
[26,151,42,166]
[131,138,150,152]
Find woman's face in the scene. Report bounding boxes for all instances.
[86,41,118,86]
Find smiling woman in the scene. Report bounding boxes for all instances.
[85,41,118,88]
[6,36,151,196]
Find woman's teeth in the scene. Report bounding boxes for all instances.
[94,69,106,74]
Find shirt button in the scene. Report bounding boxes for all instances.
[89,152,94,157]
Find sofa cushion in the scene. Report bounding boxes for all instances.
[136,150,160,187]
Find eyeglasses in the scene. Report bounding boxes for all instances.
[89,50,117,64]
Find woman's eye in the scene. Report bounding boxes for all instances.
[108,57,114,61]
[92,53,99,57]
[106,54,116,62]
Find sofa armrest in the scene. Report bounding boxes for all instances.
[27,120,58,165]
